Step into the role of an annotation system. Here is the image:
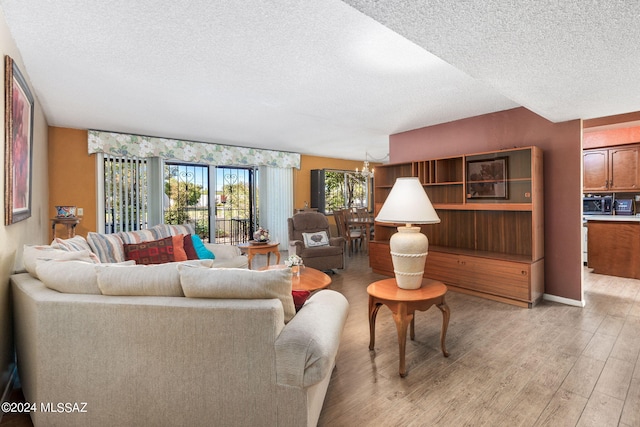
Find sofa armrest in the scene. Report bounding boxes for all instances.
[203,243,241,259]
[274,289,349,388]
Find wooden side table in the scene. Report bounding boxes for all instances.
[367,278,450,377]
[238,241,281,269]
[51,217,81,240]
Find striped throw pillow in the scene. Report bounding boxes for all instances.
[86,232,125,263]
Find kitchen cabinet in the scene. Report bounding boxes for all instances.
[370,146,544,308]
[583,145,640,192]
[587,219,640,279]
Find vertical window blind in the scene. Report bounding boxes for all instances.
[103,154,149,233]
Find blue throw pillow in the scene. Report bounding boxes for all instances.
[190,235,215,259]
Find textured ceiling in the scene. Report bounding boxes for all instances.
[1,1,638,161]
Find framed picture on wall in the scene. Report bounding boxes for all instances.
[466,157,508,199]
[4,55,34,225]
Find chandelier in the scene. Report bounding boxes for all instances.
[356,152,388,178]
[357,160,374,178]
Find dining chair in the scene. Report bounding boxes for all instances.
[333,209,363,256]
[356,207,375,240]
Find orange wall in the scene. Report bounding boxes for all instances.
[389,107,583,302]
[48,127,96,236]
[293,155,377,211]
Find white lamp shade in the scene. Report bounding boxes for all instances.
[375,177,441,225]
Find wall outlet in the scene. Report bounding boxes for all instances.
[77,207,84,216]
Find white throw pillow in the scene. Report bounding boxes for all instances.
[23,245,99,279]
[302,231,330,248]
[37,260,135,294]
[96,260,214,296]
[51,235,92,252]
[178,265,296,323]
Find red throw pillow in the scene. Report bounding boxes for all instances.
[124,236,175,265]
[182,234,199,260]
[172,234,188,262]
[292,290,311,312]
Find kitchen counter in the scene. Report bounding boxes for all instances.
[584,215,640,221]
[587,220,640,279]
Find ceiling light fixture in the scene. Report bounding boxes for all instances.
[356,152,388,179]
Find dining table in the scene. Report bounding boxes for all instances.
[346,216,374,251]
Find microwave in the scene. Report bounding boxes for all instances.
[583,196,612,215]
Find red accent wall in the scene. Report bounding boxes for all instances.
[389,107,583,302]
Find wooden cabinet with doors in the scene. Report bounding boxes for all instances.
[370,146,544,308]
[583,144,640,192]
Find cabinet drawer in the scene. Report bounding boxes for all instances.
[460,257,530,301]
[424,251,460,284]
[425,251,531,301]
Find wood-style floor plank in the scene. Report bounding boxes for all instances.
[317,255,640,427]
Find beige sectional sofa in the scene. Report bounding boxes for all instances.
[10,227,349,426]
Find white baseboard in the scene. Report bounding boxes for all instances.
[543,293,585,307]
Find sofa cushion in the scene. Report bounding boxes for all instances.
[302,231,329,248]
[51,235,92,252]
[178,266,295,322]
[36,259,135,294]
[23,245,100,279]
[172,235,188,262]
[182,234,199,260]
[210,256,249,269]
[117,229,158,244]
[191,234,215,259]
[151,223,196,238]
[123,236,175,265]
[96,260,213,296]
[87,232,126,263]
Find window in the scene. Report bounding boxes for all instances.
[214,167,258,244]
[164,162,210,240]
[99,155,261,244]
[102,154,149,233]
[312,169,371,214]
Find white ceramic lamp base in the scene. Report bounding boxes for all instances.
[389,226,428,290]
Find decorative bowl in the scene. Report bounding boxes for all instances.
[55,205,77,218]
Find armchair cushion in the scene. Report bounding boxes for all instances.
[302,231,329,247]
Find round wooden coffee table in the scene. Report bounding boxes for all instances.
[259,264,331,291]
[367,278,450,377]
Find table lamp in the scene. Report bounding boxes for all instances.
[375,177,440,289]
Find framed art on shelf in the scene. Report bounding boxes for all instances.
[466,157,508,199]
[4,55,34,225]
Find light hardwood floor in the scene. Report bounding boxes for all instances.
[317,254,640,427]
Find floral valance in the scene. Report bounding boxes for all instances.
[88,130,301,169]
